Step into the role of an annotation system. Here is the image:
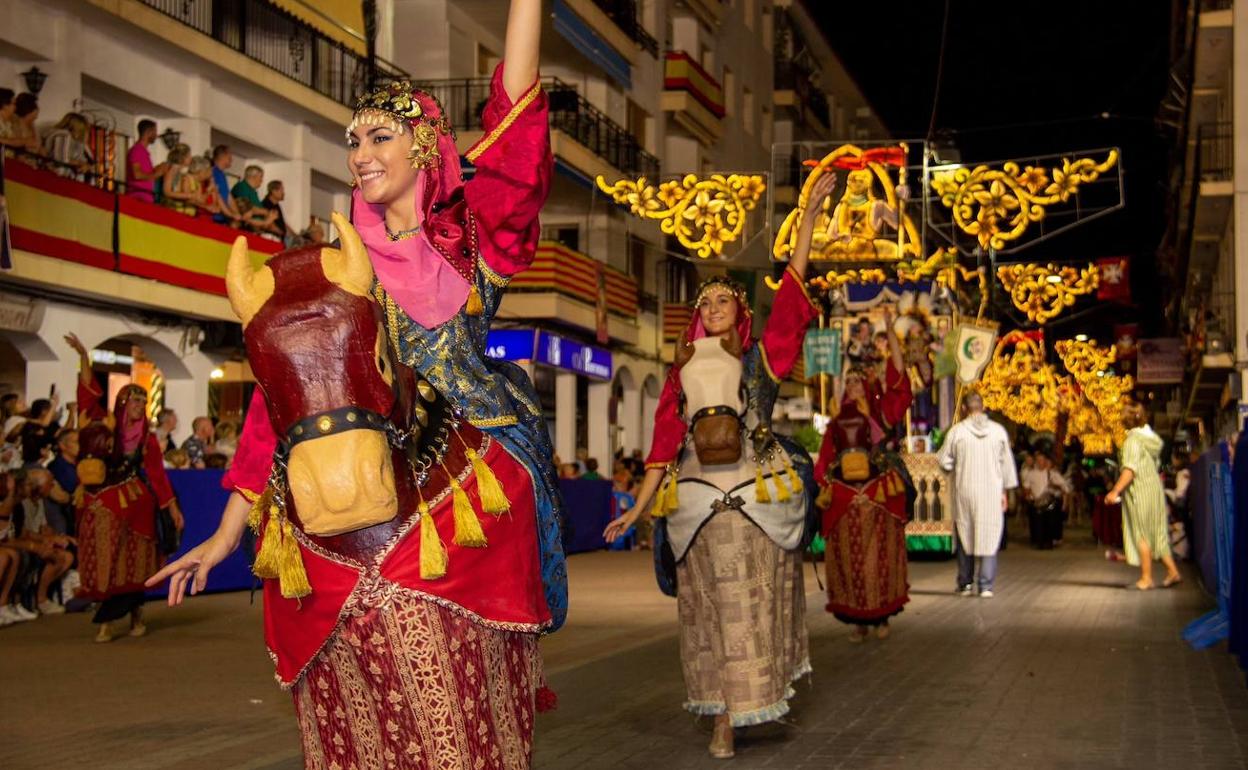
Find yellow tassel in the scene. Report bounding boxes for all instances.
[665,473,679,512]
[72,486,84,509]
[755,465,771,504]
[783,455,803,494]
[771,463,792,502]
[116,487,128,509]
[451,478,488,547]
[252,505,282,579]
[247,488,271,533]
[276,518,312,599]
[465,284,484,316]
[651,474,669,518]
[466,447,509,515]
[419,501,448,580]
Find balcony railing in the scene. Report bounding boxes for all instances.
[774,61,830,128]
[510,241,639,319]
[590,0,659,57]
[138,0,408,109]
[1197,122,1232,182]
[415,77,660,178]
[664,51,725,118]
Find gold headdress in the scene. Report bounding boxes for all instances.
[692,275,749,308]
[347,80,454,170]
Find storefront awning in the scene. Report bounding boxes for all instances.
[270,0,366,55]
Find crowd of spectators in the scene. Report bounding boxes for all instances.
[0,385,241,628]
[554,448,651,550]
[0,90,328,248]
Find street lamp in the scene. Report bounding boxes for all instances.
[21,66,47,95]
[160,128,182,150]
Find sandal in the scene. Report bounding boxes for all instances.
[1163,575,1183,588]
[708,718,735,759]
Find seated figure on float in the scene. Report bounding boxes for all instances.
[817,168,909,261]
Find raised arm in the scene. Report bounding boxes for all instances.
[503,0,542,101]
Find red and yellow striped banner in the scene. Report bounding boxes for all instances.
[662,304,693,344]
[511,241,639,317]
[664,52,725,118]
[5,159,281,295]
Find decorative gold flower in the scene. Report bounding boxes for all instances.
[1017,166,1049,194]
[1044,165,1080,202]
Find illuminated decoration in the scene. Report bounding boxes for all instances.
[596,173,767,258]
[1055,339,1133,449]
[773,143,920,262]
[996,262,1100,324]
[931,151,1118,251]
[974,332,1061,433]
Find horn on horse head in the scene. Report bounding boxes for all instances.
[326,212,374,297]
[226,236,275,328]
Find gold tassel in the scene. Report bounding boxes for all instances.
[450,478,488,547]
[664,472,679,512]
[72,486,84,509]
[419,500,448,580]
[116,487,128,509]
[771,462,792,502]
[651,473,669,518]
[465,445,509,515]
[783,455,803,494]
[755,464,771,504]
[247,488,272,533]
[465,284,484,316]
[276,518,311,599]
[252,505,282,579]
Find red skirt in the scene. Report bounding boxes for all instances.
[75,478,162,600]
[291,590,540,770]
[822,472,910,623]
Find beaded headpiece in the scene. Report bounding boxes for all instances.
[692,275,749,309]
[348,81,454,170]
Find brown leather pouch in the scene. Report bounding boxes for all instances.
[691,406,743,466]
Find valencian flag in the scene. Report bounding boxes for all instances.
[1096,257,1130,302]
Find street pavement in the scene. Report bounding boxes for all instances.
[3,525,1247,769]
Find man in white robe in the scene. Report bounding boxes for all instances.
[938,393,1018,597]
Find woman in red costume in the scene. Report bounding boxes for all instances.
[815,309,913,642]
[65,333,184,643]
[150,2,563,768]
[605,174,835,759]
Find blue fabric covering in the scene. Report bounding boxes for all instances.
[146,469,255,598]
[1229,433,1248,670]
[558,479,613,554]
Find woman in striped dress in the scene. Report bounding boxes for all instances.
[1105,399,1181,590]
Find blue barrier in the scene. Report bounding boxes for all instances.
[559,478,614,554]
[146,469,255,598]
[1184,446,1234,650]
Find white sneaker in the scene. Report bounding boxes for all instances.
[957,585,975,596]
[38,600,66,615]
[979,590,995,598]
[0,606,17,626]
[11,604,37,621]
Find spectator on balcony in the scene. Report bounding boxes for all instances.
[0,89,18,150]
[209,145,244,227]
[261,180,288,243]
[126,120,169,203]
[301,216,326,245]
[185,156,224,217]
[160,144,197,215]
[43,112,94,178]
[2,93,42,157]
[230,165,279,233]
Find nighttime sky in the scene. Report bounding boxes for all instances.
[815,0,1178,336]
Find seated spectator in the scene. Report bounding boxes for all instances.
[10,468,74,615]
[164,448,190,470]
[558,463,579,480]
[1,393,26,471]
[214,420,239,464]
[181,416,215,469]
[125,119,168,203]
[160,144,196,214]
[301,216,326,245]
[0,473,36,626]
[231,165,278,233]
[262,180,289,243]
[154,408,178,453]
[0,89,19,150]
[185,156,225,217]
[0,92,40,156]
[45,428,79,537]
[204,453,229,470]
[581,458,603,480]
[209,144,243,226]
[43,112,94,177]
[19,397,61,467]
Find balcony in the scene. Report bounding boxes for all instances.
[588,0,660,57]
[661,51,725,147]
[670,0,724,28]
[774,61,831,137]
[3,153,281,322]
[502,241,640,345]
[415,77,659,182]
[137,0,408,110]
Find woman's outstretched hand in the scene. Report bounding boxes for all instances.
[145,534,237,606]
[604,506,643,544]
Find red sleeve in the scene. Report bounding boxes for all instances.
[878,359,913,429]
[463,62,552,278]
[78,379,107,422]
[758,267,819,382]
[814,425,838,486]
[143,433,176,507]
[643,375,687,469]
[221,389,277,498]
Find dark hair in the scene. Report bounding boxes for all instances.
[0,88,13,109]
[28,398,52,419]
[586,458,599,472]
[267,180,283,193]
[211,144,231,161]
[14,93,38,118]
[137,118,156,136]
[1,393,18,418]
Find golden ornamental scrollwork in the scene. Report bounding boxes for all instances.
[596,173,766,258]
[1055,339,1133,448]
[931,150,1118,251]
[997,263,1100,324]
[974,333,1061,433]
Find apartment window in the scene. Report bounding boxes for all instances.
[743,88,755,135]
[724,68,736,116]
[627,234,648,286]
[542,225,580,251]
[628,99,651,150]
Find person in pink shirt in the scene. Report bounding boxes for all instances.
[125,120,167,203]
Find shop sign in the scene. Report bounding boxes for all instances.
[485,328,614,381]
[1136,338,1184,384]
